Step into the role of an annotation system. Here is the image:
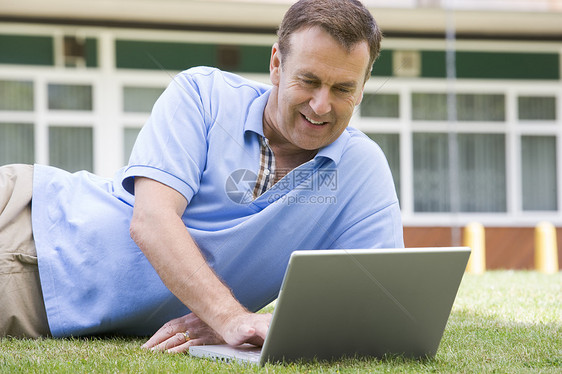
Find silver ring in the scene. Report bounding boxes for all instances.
[183,331,191,342]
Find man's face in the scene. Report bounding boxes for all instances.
[266,26,370,152]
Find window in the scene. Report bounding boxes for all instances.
[123,127,142,163]
[63,36,86,68]
[518,96,556,121]
[413,133,450,212]
[367,133,401,201]
[412,93,505,121]
[217,45,240,71]
[360,93,400,118]
[49,126,93,172]
[123,86,165,113]
[521,136,558,211]
[412,93,448,121]
[457,94,505,121]
[48,83,92,111]
[457,133,506,212]
[413,133,506,212]
[0,123,34,165]
[0,80,34,111]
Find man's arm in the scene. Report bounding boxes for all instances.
[130,177,270,351]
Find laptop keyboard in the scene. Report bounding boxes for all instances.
[245,350,261,358]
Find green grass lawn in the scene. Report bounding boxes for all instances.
[1,271,561,373]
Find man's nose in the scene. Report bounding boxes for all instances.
[309,87,332,116]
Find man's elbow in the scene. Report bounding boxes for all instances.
[129,208,148,246]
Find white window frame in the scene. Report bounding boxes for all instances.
[354,78,562,227]
[1,23,560,227]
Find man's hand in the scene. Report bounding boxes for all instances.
[142,312,272,353]
[131,177,271,352]
[219,311,272,347]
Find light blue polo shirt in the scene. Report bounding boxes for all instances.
[32,67,403,338]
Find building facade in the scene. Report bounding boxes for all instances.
[1,0,561,268]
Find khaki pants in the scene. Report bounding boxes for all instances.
[0,164,51,338]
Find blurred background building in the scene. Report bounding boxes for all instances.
[1,0,561,268]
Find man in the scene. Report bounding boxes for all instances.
[0,0,403,352]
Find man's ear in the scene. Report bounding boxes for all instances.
[270,42,281,86]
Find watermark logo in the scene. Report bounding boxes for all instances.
[225,168,338,205]
[225,169,257,204]
[267,193,337,206]
[317,169,338,191]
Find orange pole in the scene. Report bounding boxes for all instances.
[463,222,486,274]
[535,222,559,274]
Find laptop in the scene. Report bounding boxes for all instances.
[189,247,471,366]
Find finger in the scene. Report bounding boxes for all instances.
[254,314,272,339]
[142,318,186,349]
[150,332,190,352]
[226,324,260,347]
[166,341,191,354]
[239,314,271,346]
[166,338,206,354]
[242,313,271,338]
[238,324,256,337]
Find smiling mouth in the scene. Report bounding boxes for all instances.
[303,114,328,126]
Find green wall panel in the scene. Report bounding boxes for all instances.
[116,40,217,70]
[115,40,560,80]
[238,45,271,73]
[421,51,447,78]
[85,38,98,68]
[421,50,560,80]
[372,49,392,77]
[0,34,54,65]
[456,51,559,80]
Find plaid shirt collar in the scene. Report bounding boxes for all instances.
[253,136,276,199]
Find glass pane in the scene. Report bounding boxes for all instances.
[123,86,165,113]
[366,133,401,202]
[413,133,450,211]
[413,132,507,212]
[518,96,556,121]
[457,134,506,212]
[412,93,505,121]
[123,127,141,164]
[48,84,92,110]
[412,93,447,121]
[457,94,505,121]
[360,93,400,118]
[0,123,34,165]
[521,136,557,211]
[0,80,34,111]
[49,126,93,172]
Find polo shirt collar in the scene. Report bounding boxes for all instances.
[315,129,349,165]
[244,89,269,137]
[244,88,349,166]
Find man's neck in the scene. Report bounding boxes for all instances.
[263,129,317,181]
[269,142,317,182]
[262,93,318,179]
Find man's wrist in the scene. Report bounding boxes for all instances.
[216,303,250,328]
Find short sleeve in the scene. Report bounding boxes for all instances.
[331,202,404,249]
[122,69,214,202]
[327,129,404,250]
